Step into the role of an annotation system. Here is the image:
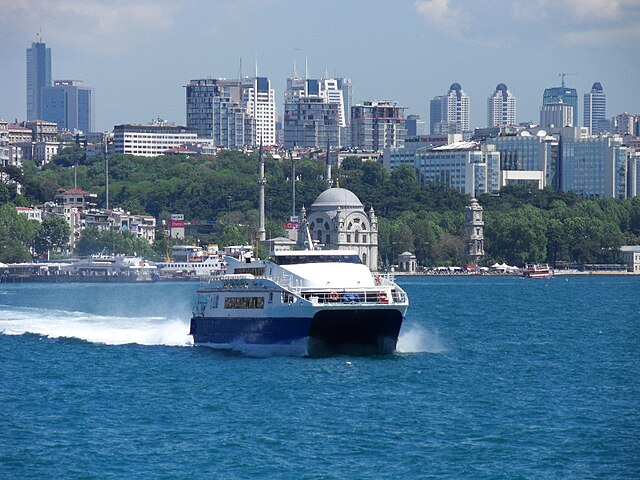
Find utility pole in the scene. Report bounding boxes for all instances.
[257,139,266,242]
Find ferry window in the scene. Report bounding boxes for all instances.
[224,296,265,309]
[347,234,351,243]
[326,234,330,244]
[317,230,322,241]
[272,254,362,265]
[362,235,367,243]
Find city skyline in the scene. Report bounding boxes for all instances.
[1,0,639,132]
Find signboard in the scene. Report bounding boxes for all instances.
[283,221,300,229]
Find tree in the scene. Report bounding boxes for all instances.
[0,204,38,262]
[76,228,154,257]
[33,215,71,256]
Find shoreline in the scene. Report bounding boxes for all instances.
[393,269,637,277]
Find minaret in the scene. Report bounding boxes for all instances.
[257,140,266,241]
[464,197,485,266]
[324,137,333,190]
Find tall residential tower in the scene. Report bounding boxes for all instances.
[430,83,470,134]
[487,83,516,127]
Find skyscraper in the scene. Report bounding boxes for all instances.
[429,83,470,134]
[284,77,342,148]
[242,76,277,146]
[26,40,52,120]
[185,76,275,146]
[351,101,406,151]
[487,83,516,127]
[584,82,608,134]
[41,80,95,133]
[185,78,243,140]
[543,83,578,127]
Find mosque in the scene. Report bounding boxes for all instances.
[296,158,379,271]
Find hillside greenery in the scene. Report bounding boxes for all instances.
[1,146,639,266]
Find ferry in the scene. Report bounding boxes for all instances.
[156,255,226,279]
[523,263,553,279]
[189,249,409,356]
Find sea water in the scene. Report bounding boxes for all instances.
[0,276,638,479]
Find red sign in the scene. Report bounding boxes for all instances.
[283,221,300,229]
[169,220,185,228]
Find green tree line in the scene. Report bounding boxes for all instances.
[2,146,639,266]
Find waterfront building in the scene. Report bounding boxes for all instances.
[584,82,608,135]
[429,83,470,135]
[464,197,485,267]
[41,80,95,133]
[398,252,417,273]
[540,102,573,129]
[298,187,378,271]
[619,245,640,273]
[543,84,578,127]
[487,84,516,127]
[113,121,197,157]
[26,40,52,120]
[351,101,406,152]
[414,141,500,196]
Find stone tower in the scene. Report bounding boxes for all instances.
[464,197,485,266]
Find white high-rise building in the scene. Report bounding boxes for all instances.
[430,83,470,134]
[242,76,277,146]
[487,83,516,127]
[321,78,346,128]
[584,82,608,135]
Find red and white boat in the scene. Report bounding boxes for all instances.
[523,264,553,279]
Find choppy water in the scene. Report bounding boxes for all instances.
[1,276,638,478]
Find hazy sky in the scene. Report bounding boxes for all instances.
[1,0,639,132]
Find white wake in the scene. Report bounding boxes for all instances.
[0,306,192,346]
[397,324,447,354]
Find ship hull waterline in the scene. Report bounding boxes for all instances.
[190,308,404,356]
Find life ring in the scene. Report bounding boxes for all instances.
[374,275,381,286]
[378,291,389,304]
[328,291,339,302]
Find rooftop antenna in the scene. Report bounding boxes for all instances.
[559,72,577,87]
[254,53,258,77]
[304,56,308,80]
[237,57,243,80]
[258,138,266,242]
[292,59,298,78]
[322,63,329,80]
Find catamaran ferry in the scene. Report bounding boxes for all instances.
[190,249,408,356]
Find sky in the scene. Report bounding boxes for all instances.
[1,0,639,132]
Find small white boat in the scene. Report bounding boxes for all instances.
[523,263,553,279]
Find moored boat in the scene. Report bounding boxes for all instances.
[523,263,553,279]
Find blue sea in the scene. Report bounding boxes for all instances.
[1,276,638,479]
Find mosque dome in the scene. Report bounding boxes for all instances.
[311,187,364,210]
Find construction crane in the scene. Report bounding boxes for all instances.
[559,73,577,87]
